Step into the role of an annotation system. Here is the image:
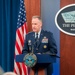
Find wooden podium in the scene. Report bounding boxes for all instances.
[16,54,56,75]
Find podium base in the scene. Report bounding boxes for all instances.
[30,68,46,75]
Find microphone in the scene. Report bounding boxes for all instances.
[43,52,60,58]
[31,38,39,53]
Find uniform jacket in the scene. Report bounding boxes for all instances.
[22,29,57,54]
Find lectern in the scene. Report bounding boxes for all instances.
[16,53,57,75]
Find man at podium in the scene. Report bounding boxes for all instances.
[22,16,57,75]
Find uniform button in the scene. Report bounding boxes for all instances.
[36,48,38,50]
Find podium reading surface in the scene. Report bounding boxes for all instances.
[16,53,56,75]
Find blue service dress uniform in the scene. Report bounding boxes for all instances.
[22,29,57,75]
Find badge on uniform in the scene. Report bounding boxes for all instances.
[43,45,47,48]
[42,36,48,43]
[28,40,31,45]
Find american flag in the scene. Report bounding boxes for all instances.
[14,0,28,75]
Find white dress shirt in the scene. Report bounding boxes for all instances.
[35,29,41,39]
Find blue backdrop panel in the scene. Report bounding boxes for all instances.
[41,0,60,75]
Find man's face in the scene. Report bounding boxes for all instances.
[31,18,42,33]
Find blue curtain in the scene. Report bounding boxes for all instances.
[0,0,20,72]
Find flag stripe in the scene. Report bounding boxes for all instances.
[16,34,23,51]
[15,41,22,54]
[15,47,19,55]
[14,61,21,75]
[17,29,24,47]
[24,23,28,33]
[14,69,17,74]
[16,62,22,75]
[22,63,27,75]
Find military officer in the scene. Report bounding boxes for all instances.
[22,16,57,75]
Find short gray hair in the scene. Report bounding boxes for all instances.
[32,16,42,22]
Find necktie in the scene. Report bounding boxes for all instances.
[35,33,38,46]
